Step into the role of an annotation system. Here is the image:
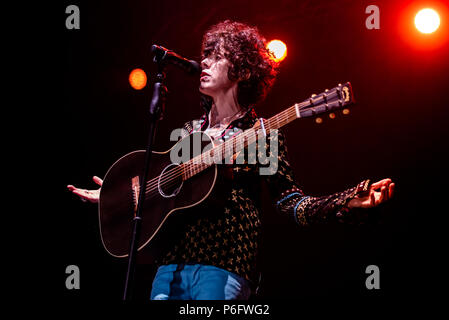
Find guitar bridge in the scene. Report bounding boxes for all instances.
[131,176,140,216]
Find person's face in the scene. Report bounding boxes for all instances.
[199,49,237,97]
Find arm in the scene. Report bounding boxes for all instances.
[263,130,394,226]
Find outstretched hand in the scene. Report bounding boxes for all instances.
[347,178,395,209]
[67,176,103,203]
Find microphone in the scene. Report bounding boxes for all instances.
[151,45,201,75]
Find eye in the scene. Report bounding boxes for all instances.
[201,50,212,60]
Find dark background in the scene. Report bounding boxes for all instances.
[43,0,449,303]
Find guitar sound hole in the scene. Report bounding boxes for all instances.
[158,163,183,198]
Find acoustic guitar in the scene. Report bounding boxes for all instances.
[98,82,355,259]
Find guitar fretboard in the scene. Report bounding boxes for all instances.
[181,83,352,180]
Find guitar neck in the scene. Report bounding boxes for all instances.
[181,82,354,180]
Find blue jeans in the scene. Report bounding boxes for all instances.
[150,264,251,300]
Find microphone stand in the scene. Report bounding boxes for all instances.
[122,55,167,300]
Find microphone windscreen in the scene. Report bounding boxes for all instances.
[188,60,201,75]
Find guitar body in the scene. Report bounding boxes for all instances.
[98,132,217,258]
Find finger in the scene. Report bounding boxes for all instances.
[370,178,392,190]
[68,186,84,194]
[383,185,389,201]
[68,185,85,194]
[370,192,375,207]
[389,183,395,198]
[377,186,386,205]
[93,176,103,186]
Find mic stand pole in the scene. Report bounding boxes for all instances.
[122,59,167,301]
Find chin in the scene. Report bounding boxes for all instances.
[199,85,212,95]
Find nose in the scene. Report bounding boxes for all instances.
[201,57,211,70]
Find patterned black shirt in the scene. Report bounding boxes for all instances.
[160,107,368,285]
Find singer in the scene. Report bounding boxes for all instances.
[67,20,395,300]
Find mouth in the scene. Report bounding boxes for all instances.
[200,71,210,80]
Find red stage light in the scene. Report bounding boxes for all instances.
[129,68,147,90]
[415,8,440,33]
[267,40,287,62]
[397,1,449,51]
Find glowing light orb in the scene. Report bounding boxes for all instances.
[267,40,287,62]
[129,68,147,90]
[415,8,440,34]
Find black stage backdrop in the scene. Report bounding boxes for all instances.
[35,0,448,307]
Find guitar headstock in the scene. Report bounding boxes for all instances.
[296,82,355,119]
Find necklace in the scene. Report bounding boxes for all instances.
[209,109,245,129]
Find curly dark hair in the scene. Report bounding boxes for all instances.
[201,20,279,109]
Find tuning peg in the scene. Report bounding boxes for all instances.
[328,112,336,119]
[311,93,316,97]
[315,117,323,124]
[342,108,350,115]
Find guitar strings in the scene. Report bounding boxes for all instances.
[140,129,280,200]
[144,136,252,199]
[154,89,340,186]
[142,90,342,199]
[141,91,342,199]
[143,94,315,190]
[141,90,342,199]
[142,137,251,200]
[143,121,268,194]
[142,128,259,200]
